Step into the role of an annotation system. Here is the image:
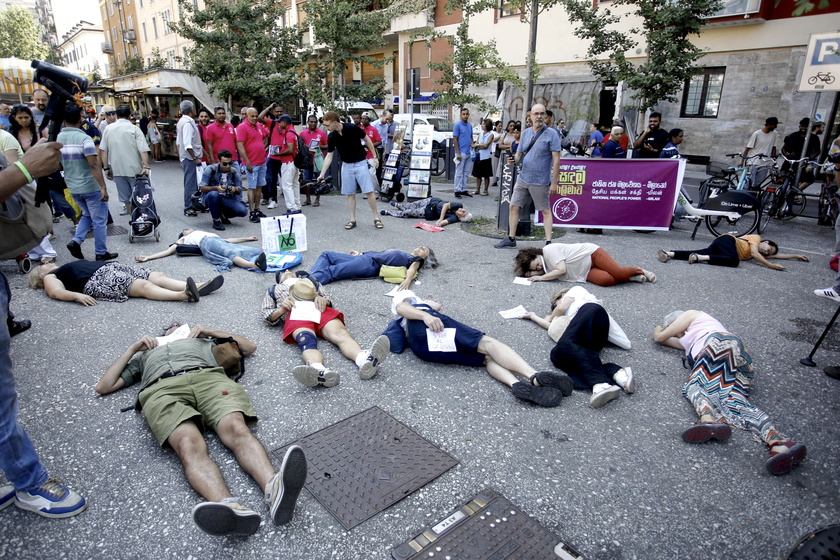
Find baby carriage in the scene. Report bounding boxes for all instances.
[129,174,160,243]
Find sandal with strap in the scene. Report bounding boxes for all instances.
[681,421,731,443]
[374,219,384,229]
[766,440,807,475]
[344,221,356,230]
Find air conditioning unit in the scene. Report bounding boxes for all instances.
[101,42,114,53]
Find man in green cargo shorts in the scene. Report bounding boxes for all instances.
[95,323,307,537]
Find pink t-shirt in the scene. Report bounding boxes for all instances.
[300,128,327,155]
[361,125,381,160]
[205,121,239,161]
[679,312,729,359]
[268,126,296,163]
[236,121,269,166]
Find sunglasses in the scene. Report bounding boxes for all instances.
[219,161,232,166]
[105,111,116,116]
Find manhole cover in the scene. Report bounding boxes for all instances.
[271,406,458,530]
[787,525,840,560]
[392,487,584,560]
[85,225,128,238]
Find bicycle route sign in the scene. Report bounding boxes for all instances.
[798,32,840,93]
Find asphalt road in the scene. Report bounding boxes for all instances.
[1,160,838,560]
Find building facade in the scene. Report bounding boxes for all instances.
[57,21,110,78]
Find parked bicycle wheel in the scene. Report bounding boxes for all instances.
[778,186,806,220]
[817,183,838,226]
[430,141,446,176]
[705,208,760,237]
[757,191,772,233]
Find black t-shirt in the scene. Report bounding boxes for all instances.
[53,260,109,293]
[424,197,463,224]
[782,132,821,160]
[327,123,367,164]
[638,128,670,158]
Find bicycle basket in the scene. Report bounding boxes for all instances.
[706,161,736,177]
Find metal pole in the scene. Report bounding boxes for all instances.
[793,92,821,187]
[524,0,538,116]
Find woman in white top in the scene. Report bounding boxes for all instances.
[653,310,806,475]
[522,286,634,408]
[136,229,266,273]
[513,244,656,286]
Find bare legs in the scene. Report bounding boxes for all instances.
[478,336,537,387]
[128,272,189,301]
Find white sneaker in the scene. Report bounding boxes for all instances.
[267,200,277,209]
[359,335,390,380]
[191,498,261,536]
[293,364,339,388]
[589,383,621,408]
[14,478,87,518]
[814,288,840,303]
[613,367,635,393]
[628,274,647,283]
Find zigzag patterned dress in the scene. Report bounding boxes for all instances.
[682,314,786,446]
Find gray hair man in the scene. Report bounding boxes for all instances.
[100,105,151,216]
[177,100,204,216]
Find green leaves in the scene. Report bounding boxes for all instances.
[0,6,48,60]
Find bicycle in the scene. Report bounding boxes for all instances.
[676,186,760,238]
[808,72,835,85]
[699,153,774,204]
[760,154,809,222]
[816,161,839,226]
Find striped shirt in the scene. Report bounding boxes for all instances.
[56,127,100,194]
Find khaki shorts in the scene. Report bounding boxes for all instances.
[138,368,257,447]
[510,179,550,211]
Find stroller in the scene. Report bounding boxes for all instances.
[128,174,161,243]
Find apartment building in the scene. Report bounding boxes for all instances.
[57,21,110,77]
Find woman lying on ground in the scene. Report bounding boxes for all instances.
[135,229,267,273]
[306,246,437,291]
[521,286,634,408]
[380,197,472,227]
[514,243,656,286]
[658,234,808,270]
[653,310,806,475]
[29,260,223,305]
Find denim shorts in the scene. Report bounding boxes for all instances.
[245,162,267,189]
[340,160,374,195]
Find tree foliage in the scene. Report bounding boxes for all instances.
[299,0,393,112]
[780,0,833,16]
[427,18,519,112]
[561,0,722,110]
[173,0,306,106]
[0,6,48,60]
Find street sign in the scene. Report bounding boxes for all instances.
[798,32,840,93]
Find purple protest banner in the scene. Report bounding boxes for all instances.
[543,158,685,230]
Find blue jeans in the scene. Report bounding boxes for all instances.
[199,237,263,272]
[309,252,379,285]
[454,152,473,193]
[49,189,75,220]
[201,191,249,222]
[181,158,199,211]
[0,272,49,492]
[72,191,109,255]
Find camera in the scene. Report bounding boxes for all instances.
[31,60,88,97]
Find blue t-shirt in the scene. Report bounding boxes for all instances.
[453,120,473,155]
[589,130,604,157]
[660,142,680,159]
[516,125,562,186]
[602,139,625,159]
[0,115,10,130]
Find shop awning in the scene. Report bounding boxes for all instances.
[0,58,90,103]
[111,69,222,113]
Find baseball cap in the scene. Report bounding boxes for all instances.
[765,117,779,126]
[278,114,292,124]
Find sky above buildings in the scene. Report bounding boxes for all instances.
[53,0,101,39]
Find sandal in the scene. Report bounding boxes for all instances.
[302,200,311,206]
[312,201,320,207]
[374,219,384,229]
[688,253,700,264]
[473,191,481,195]
[766,441,807,475]
[344,221,356,230]
[681,421,731,443]
[481,190,489,196]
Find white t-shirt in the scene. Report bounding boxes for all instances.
[181,230,219,246]
[542,243,599,282]
[745,129,778,162]
[551,286,631,349]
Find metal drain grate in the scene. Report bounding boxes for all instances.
[787,525,840,560]
[271,406,458,530]
[392,487,585,560]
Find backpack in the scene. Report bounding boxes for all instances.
[0,154,53,259]
[291,131,312,170]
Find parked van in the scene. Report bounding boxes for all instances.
[392,113,453,152]
[305,101,379,122]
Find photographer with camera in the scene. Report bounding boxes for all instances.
[0,140,88,518]
[198,150,249,231]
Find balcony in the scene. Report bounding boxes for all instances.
[389,9,434,34]
[123,29,136,43]
[101,42,114,53]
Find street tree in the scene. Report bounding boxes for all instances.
[173,0,306,108]
[0,6,48,60]
[561,0,722,112]
[299,0,394,113]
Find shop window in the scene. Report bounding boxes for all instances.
[680,67,725,118]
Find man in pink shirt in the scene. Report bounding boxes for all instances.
[205,106,239,166]
[266,115,300,213]
[300,114,328,206]
[236,107,269,223]
[360,112,382,192]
